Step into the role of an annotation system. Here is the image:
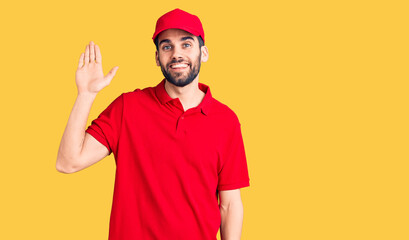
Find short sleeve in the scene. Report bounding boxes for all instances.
[217,121,250,191]
[85,93,124,156]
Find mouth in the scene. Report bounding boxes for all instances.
[169,63,190,71]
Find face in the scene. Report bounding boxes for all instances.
[155,29,208,87]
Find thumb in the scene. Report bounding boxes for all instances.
[104,66,119,83]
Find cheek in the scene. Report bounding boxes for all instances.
[158,53,171,64]
[157,56,166,66]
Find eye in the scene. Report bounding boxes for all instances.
[183,43,191,47]
[162,45,171,50]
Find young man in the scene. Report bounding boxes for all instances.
[56,8,250,240]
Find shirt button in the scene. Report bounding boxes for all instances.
[181,116,184,120]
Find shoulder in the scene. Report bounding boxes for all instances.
[210,98,244,147]
[121,85,156,102]
[122,85,152,97]
[210,98,241,127]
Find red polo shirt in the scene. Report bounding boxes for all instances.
[85,79,250,240]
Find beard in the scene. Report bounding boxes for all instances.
[159,52,202,87]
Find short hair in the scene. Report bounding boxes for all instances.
[154,35,204,51]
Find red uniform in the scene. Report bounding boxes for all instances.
[86,79,250,239]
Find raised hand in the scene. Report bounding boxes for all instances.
[75,41,119,94]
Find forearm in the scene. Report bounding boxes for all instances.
[56,92,96,172]
[220,201,244,240]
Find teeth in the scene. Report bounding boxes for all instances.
[171,64,188,68]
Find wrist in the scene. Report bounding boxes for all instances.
[77,91,97,97]
[77,91,98,101]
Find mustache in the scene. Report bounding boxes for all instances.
[170,59,188,64]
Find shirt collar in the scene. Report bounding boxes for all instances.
[155,78,212,116]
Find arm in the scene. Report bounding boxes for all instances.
[56,41,119,174]
[219,189,244,240]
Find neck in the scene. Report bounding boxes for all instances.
[164,77,205,112]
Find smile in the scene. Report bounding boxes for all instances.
[170,63,189,69]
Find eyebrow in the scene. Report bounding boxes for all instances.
[181,36,195,42]
[159,36,195,46]
[159,39,171,46]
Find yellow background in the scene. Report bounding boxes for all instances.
[0,0,408,239]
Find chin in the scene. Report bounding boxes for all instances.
[169,78,194,87]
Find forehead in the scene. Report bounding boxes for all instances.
[157,28,197,42]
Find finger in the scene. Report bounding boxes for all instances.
[78,53,84,68]
[90,41,95,62]
[84,43,90,65]
[95,44,102,64]
[104,66,119,83]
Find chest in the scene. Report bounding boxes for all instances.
[120,105,222,175]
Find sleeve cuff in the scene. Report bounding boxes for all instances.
[85,128,112,154]
[217,180,250,191]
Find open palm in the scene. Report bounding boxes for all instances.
[75,41,118,94]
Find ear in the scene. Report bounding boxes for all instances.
[200,46,209,63]
[155,51,160,66]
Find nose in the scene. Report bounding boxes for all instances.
[171,45,184,60]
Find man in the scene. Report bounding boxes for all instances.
[56,8,250,240]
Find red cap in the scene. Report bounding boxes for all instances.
[152,8,205,44]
